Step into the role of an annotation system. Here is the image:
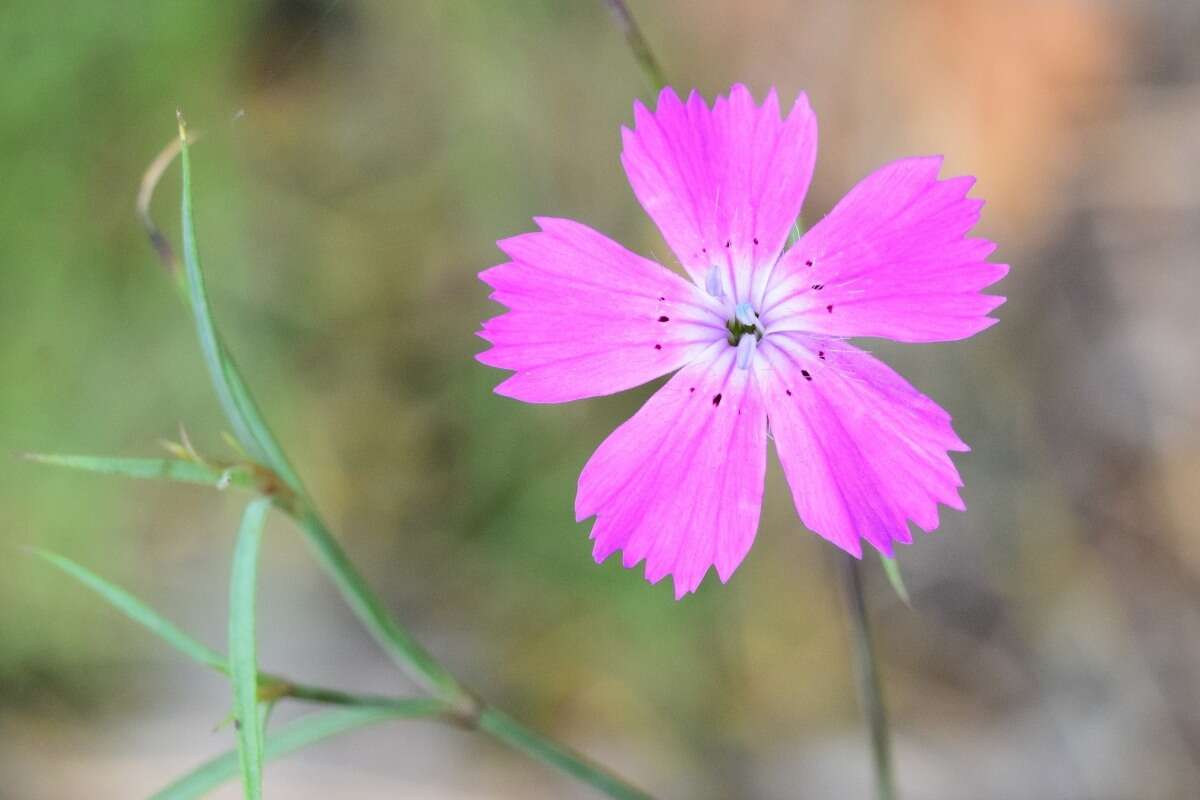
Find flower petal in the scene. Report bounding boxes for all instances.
[756,333,968,556]
[478,217,724,403]
[576,344,767,598]
[621,84,818,303]
[760,156,1007,343]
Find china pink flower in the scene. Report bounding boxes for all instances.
[477,85,1006,598]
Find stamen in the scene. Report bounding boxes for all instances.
[734,303,765,339]
[735,334,757,370]
[726,301,765,346]
[734,302,758,328]
[705,265,724,299]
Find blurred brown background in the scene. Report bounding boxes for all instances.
[2,1,1198,797]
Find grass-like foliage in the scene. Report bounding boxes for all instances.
[27,117,654,799]
[32,549,227,673]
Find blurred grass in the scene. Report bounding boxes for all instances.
[0,2,246,695]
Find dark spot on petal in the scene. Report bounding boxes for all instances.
[786,389,792,396]
[812,284,823,290]
[712,393,722,407]
[654,344,662,350]
[753,237,759,245]
[658,315,670,322]
[724,240,731,248]
[658,296,665,301]
[805,259,813,267]
[702,247,707,253]
[801,369,812,381]
[826,304,833,313]
[818,350,826,360]
[690,387,695,393]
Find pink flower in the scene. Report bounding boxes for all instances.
[477,85,1006,598]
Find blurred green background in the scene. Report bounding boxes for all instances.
[3,1,1199,797]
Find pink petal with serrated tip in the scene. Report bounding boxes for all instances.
[760,156,1007,343]
[577,345,767,598]
[621,84,817,303]
[477,217,725,403]
[756,333,967,556]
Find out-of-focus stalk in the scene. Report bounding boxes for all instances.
[601,0,666,92]
[839,555,898,800]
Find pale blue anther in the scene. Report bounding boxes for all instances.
[705,265,724,299]
[735,333,757,370]
[735,302,761,331]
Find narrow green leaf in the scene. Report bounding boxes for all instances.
[31,549,226,673]
[878,553,912,607]
[229,497,272,799]
[148,704,445,800]
[24,453,255,491]
[175,116,301,493]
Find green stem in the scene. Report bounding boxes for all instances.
[479,707,654,800]
[155,119,656,800]
[285,509,652,798]
[281,685,653,799]
[281,683,650,799]
[285,696,447,718]
[268,484,642,793]
[282,683,451,716]
[601,0,666,92]
[229,498,272,799]
[839,555,898,800]
[289,507,473,708]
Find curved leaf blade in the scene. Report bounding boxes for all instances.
[176,117,301,493]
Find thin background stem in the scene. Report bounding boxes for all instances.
[599,8,902,795]
[839,555,897,800]
[602,0,666,92]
